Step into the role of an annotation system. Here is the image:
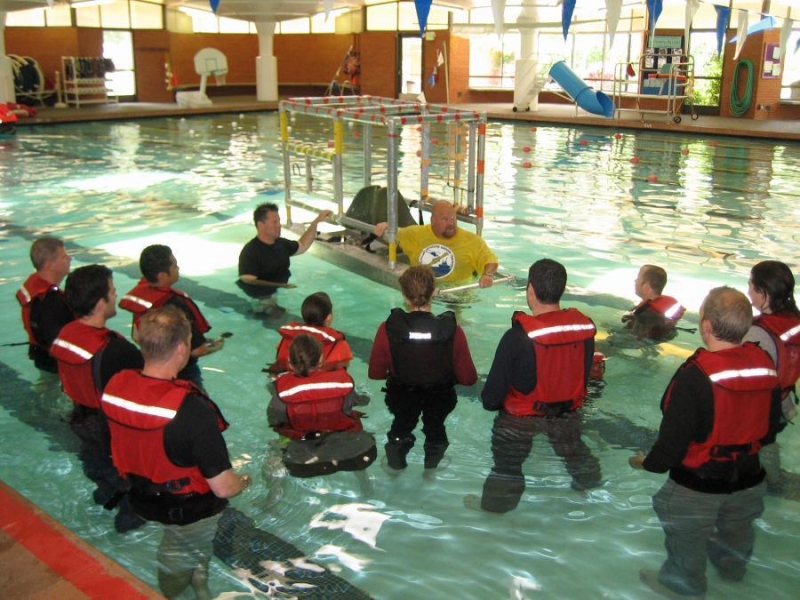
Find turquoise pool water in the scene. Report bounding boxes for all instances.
[1,113,799,599]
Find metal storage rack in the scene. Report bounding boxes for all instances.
[62,57,117,107]
[613,55,697,123]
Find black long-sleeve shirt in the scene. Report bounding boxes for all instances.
[481,319,594,411]
[643,362,783,494]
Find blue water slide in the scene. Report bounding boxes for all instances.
[548,61,614,118]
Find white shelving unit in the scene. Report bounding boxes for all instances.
[62,57,117,108]
[613,55,697,123]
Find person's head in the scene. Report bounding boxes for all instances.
[30,237,71,282]
[137,305,191,365]
[748,260,798,316]
[254,203,281,242]
[301,292,333,326]
[699,286,752,346]
[527,259,567,306]
[140,245,179,285]
[635,264,667,299]
[430,201,458,239]
[399,265,435,309]
[64,264,116,319]
[288,333,323,377]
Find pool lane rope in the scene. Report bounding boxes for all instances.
[730,58,754,117]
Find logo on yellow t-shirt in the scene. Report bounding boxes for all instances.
[419,244,455,278]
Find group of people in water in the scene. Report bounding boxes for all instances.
[14,199,800,600]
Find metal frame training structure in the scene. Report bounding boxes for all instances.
[279,95,487,270]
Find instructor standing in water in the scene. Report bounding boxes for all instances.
[374,200,498,287]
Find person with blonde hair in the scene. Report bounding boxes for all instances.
[369,265,477,470]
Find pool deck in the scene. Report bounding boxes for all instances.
[10,94,800,141]
[2,91,799,599]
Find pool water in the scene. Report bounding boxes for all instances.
[1,114,799,599]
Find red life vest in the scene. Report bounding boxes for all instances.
[274,323,352,373]
[274,369,362,439]
[119,279,210,334]
[101,371,227,496]
[16,273,64,346]
[503,309,596,416]
[677,344,778,471]
[50,321,116,409]
[645,295,686,322]
[753,312,800,396]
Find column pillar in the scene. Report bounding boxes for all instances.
[255,21,278,102]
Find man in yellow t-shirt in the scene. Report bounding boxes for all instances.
[375,201,499,287]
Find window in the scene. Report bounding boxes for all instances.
[781,29,800,100]
[104,30,136,97]
[688,31,723,106]
[468,33,520,89]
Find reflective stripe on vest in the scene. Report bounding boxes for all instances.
[663,301,683,320]
[708,367,778,383]
[278,381,354,398]
[526,323,596,339]
[120,294,153,309]
[781,323,800,342]
[279,324,337,343]
[101,392,178,420]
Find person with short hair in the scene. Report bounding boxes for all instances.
[50,264,144,531]
[101,305,249,599]
[268,291,353,375]
[474,258,601,513]
[374,200,499,287]
[237,203,332,314]
[743,260,800,492]
[630,286,782,600]
[16,236,74,372]
[119,244,222,386]
[621,264,686,340]
[369,265,477,470]
[268,333,374,478]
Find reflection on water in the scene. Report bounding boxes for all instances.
[1,115,799,599]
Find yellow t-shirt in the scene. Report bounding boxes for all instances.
[397,225,498,283]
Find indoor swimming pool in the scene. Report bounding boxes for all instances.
[1,113,799,599]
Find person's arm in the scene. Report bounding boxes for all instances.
[452,326,478,386]
[207,469,250,498]
[166,395,248,498]
[478,263,499,288]
[342,389,370,414]
[481,325,535,411]
[295,209,333,255]
[583,336,595,386]
[368,323,392,380]
[267,393,289,428]
[743,325,778,365]
[238,275,296,288]
[637,365,711,473]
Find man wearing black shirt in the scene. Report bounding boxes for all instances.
[631,287,782,600]
[102,305,249,598]
[16,237,74,373]
[51,264,144,532]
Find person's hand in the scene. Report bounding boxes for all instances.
[282,283,297,289]
[629,452,646,470]
[204,338,225,354]
[373,222,389,237]
[479,273,495,288]
[315,209,333,224]
[239,474,251,492]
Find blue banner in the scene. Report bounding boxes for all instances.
[414,0,432,37]
[209,0,220,13]
[562,0,576,40]
[646,0,663,33]
[715,5,731,56]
